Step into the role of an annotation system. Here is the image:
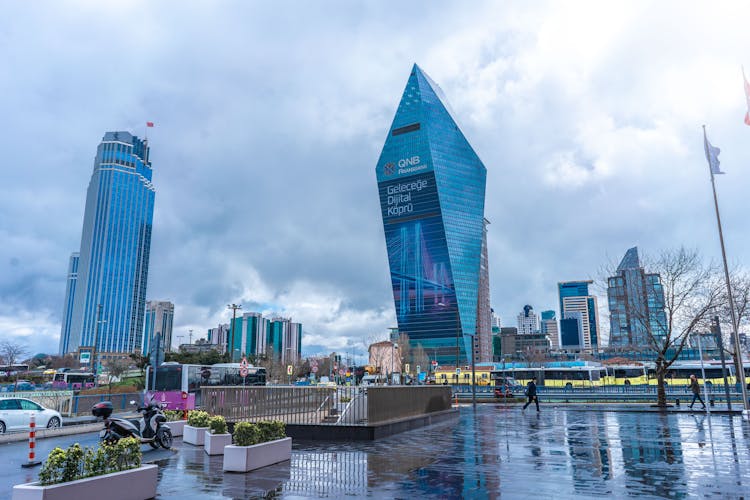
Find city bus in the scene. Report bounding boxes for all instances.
[541,366,608,388]
[51,371,95,390]
[434,367,494,386]
[646,362,736,387]
[605,365,648,386]
[146,362,267,409]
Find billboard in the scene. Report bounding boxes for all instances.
[378,171,459,344]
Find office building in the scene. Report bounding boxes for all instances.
[558,280,599,351]
[540,310,559,350]
[517,305,539,335]
[223,312,302,363]
[58,253,80,354]
[376,64,487,366]
[475,219,492,362]
[607,247,668,347]
[63,131,155,356]
[142,301,174,355]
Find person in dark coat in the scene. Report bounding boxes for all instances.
[688,374,706,410]
[523,377,540,412]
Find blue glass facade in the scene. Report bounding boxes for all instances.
[142,301,174,355]
[558,281,599,351]
[65,131,155,355]
[607,247,667,347]
[58,253,80,354]
[376,65,487,366]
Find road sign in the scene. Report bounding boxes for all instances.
[404,363,410,374]
[338,369,344,376]
[79,352,91,364]
[312,366,318,373]
[416,365,421,373]
[455,367,461,375]
[431,360,438,366]
[287,365,293,376]
[240,357,249,378]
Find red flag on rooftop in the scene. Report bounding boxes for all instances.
[146,121,154,127]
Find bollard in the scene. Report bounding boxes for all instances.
[675,399,680,407]
[21,413,42,468]
[710,399,715,407]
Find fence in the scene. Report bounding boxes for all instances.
[201,386,453,425]
[68,392,145,416]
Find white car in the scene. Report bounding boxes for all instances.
[0,398,63,434]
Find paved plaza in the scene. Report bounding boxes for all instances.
[4,405,750,498]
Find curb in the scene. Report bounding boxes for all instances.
[0,422,104,444]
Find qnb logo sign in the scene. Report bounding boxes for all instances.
[398,156,421,168]
[386,155,427,176]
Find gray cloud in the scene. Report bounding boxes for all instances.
[1,1,749,356]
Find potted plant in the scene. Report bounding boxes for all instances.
[184,410,210,446]
[164,409,187,437]
[204,415,232,455]
[223,420,291,473]
[12,438,157,500]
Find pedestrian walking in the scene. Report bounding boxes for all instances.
[688,374,706,410]
[522,377,540,412]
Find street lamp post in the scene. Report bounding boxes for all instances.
[227,304,242,362]
[391,343,398,385]
[92,304,106,388]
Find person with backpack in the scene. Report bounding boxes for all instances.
[523,377,540,412]
[688,374,706,410]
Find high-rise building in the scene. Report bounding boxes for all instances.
[64,131,155,356]
[267,317,302,364]
[607,247,668,347]
[558,281,599,351]
[517,305,539,335]
[376,64,487,366]
[142,301,174,355]
[475,219,492,362]
[540,310,559,350]
[58,253,80,354]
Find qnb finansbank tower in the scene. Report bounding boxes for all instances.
[376,64,489,367]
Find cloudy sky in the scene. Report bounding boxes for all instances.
[1,1,749,360]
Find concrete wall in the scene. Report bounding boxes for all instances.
[366,386,451,423]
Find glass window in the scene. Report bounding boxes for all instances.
[20,400,41,411]
[0,399,21,410]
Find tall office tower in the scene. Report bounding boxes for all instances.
[58,253,80,354]
[267,317,303,363]
[475,219,492,362]
[142,301,174,355]
[376,64,487,366]
[233,312,269,358]
[540,310,559,349]
[607,247,667,347]
[64,131,155,356]
[517,305,539,335]
[208,324,230,352]
[558,280,600,351]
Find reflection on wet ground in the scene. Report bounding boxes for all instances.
[155,405,750,498]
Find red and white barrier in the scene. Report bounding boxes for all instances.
[21,413,41,468]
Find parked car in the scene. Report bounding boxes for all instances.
[0,398,63,434]
[493,377,522,398]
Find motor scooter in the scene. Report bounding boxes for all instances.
[92,399,173,449]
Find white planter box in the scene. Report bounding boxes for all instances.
[223,437,292,473]
[183,425,208,446]
[12,464,157,500]
[166,420,187,437]
[204,431,232,455]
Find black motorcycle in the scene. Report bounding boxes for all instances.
[92,399,173,449]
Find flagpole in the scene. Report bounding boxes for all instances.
[703,125,749,414]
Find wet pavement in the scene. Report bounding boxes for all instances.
[6,405,750,498]
[154,405,750,499]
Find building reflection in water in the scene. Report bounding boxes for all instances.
[563,410,614,496]
[616,412,685,499]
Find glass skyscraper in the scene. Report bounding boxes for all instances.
[63,131,155,356]
[607,247,667,347]
[376,64,487,366]
[58,252,80,354]
[558,280,599,351]
[142,301,174,356]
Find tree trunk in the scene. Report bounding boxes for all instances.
[656,370,667,407]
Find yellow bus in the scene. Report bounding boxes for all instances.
[434,367,494,386]
[646,363,736,387]
[541,367,608,388]
[606,365,648,386]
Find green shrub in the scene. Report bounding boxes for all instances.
[187,410,210,428]
[340,396,351,403]
[233,422,261,447]
[38,438,142,486]
[209,415,228,435]
[163,410,184,422]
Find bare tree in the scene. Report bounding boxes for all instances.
[396,333,411,371]
[105,357,130,393]
[626,248,724,407]
[0,340,28,390]
[410,343,430,374]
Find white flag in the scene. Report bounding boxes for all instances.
[703,128,723,175]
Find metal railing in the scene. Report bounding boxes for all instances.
[201,386,453,425]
